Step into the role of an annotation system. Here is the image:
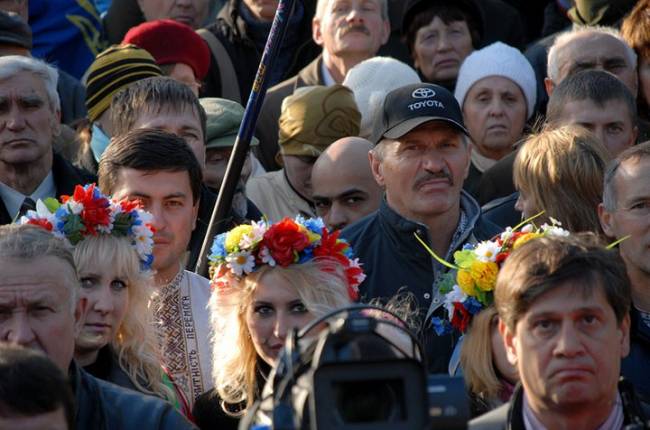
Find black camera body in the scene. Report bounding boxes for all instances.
[240,305,470,430]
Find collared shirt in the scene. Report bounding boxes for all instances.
[522,391,624,430]
[320,60,336,86]
[0,172,56,220]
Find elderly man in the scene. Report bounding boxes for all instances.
[0,56,92,226]
[311,136,382,231]
[342,83,499,373]
[545,26,638,97]
[470,234,646,429]
[255,0,390,171]
[0,224,195,429]
[247,84,361,222]
[599,142,650,403]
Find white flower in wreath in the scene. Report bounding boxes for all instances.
[226,251,256,276]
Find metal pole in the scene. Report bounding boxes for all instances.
[195,0,297,276]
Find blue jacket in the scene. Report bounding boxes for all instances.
[342,192,500,373]
[622,307,650,403]
[71,361,196,430]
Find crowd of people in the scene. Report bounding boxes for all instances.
[2,0,650,429]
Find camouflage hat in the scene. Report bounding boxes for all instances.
[278,84,361,158]
[199,97,259,149]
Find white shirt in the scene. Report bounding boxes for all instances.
[0,172,56,220]
[320,60,336,86]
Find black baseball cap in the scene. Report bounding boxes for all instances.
[377,83,469,142]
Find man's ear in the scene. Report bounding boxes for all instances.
[369,149,385,188]
[192,198,200,231]
[630,125,639,147]
[544,77,555,96]
[463,139,472,180]
[73,296,88,338]
[312,17,324,47]
[598,203,616,239]
[499,319,518,367]
[380,19,390,45]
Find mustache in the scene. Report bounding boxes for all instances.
[413,170,453,190]
[341,24,370,37]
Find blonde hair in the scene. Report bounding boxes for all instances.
[460,307,503,402]
[73,235,173,401]
[513,125,609,233]
[209,258,352,415]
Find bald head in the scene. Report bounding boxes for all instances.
[312,137,382,231]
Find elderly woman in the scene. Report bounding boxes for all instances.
[192,217,363,429]
[19,185,183,410]
[514,125,609,234]
[402,0,483,90]
[454,42,537,194]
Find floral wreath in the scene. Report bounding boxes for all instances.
[19,183,155,268]
[208,216,365,301]
[415,213,571,335]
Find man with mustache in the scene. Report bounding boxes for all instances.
[0,56,93,226]
[342,83,499,374]
[255,0,390,171]
[470,234,648,429]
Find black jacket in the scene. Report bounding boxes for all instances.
[0,152,95,225]
[341,193,500,373]
[71,361,196,429]
[622,307,650,404]
[201,0,319,105]
[469,381,649,429]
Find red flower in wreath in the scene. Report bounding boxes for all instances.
[69,184,111,235]
[451,302,471,332]
[263,218,310,266]
[27,218,53,231]
[313,228,349,265]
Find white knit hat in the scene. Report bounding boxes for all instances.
[344,56,421,140]
[454,42,537,119]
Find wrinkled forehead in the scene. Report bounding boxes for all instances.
[561,34,631,67]
[0,259,75,302]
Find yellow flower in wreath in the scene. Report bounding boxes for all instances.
[470,260,498,292]
[225,225,253,252]
[513,232,543,250]
[457,269,477,296]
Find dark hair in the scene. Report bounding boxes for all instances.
[110,76,207,141]
[0,345,74,429]
[547,69,637,126]
[98,128,202,203]
[621,0,650,117]
[495,233,631,332]
[403,2,482,56]
[602,141,650,211]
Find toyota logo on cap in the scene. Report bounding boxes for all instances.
[411,87,436,99]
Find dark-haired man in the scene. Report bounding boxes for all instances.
[471,234,647,429]
[98,128,212,407]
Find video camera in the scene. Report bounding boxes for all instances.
[240,305,470,430]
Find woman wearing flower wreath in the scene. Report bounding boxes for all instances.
[417,215,571,416]
[18,184,188,414]
[191,217,365,429]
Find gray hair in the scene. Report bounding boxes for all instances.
[0,55,60,113]
[0,225,77,312]
[315,0,388,20]
[547,26,637,83]
[602,141,650,211]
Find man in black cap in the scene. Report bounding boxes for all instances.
[342,83,499,374]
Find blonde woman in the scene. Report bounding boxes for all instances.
[19,184,178,407]
[193,217,364,429]
[514,125,610,234]
[460,306,518,416]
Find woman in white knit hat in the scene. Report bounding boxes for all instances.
[454,41,537,195]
